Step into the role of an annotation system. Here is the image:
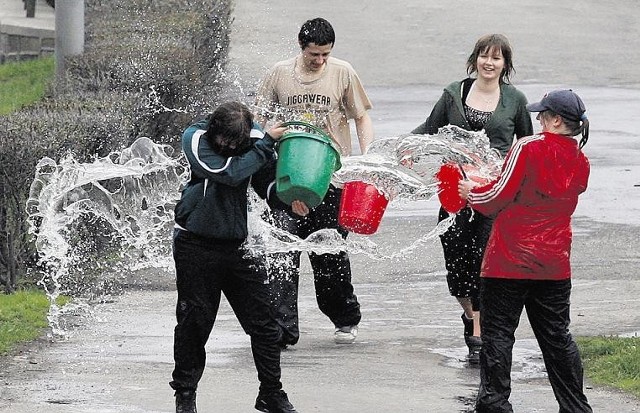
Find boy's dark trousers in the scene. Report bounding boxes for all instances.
[169,229,283,393]
[268,185,361,345]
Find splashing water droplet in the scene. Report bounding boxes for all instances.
[26,125,502,335]
[27,137,188,335]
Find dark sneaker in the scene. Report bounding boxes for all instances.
[255,389,298,412]
[175,390,197,413]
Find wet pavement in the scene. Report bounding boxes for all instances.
[0,0,53,30]
[1,0,640,412]
[1,217,638,412]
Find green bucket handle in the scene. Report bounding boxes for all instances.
[281,120,330,140]
[279,120,342,170]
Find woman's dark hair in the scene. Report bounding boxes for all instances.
[577,117,590,148]
[298,17,335,49]
[466,34,515,84]
[541,110,590,149]
[205,102,253,148]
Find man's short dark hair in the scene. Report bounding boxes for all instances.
[298,17,335,49]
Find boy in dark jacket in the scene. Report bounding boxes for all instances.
[169,102,297,413]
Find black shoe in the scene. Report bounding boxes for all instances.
[461,313,474,337]
[465,335,482,365]
[278,331,299,349]
[461,313,482,365]
[175,390,197,413]
[278,337,295,350]
[255,389,298,413]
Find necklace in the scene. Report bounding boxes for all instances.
[469,81,499,110]
[481,94,496,104]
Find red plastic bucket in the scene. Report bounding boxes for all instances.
[435,162,466,214]
[338,181,389,235]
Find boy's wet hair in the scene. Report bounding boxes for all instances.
[206,102,253,148]
[298,17,335,49]
[466,34,515,84]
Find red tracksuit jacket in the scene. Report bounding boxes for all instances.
[467,131,590,280]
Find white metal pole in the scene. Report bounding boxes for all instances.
[55,0,85,79]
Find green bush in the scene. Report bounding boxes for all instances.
[0,0,233,292]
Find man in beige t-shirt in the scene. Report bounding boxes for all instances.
[256,17,374,346]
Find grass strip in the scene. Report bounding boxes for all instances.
[577,335,640,398]
[0,57,54,115]
[0,290,53,354]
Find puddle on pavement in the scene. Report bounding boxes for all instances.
[431,338,548,381]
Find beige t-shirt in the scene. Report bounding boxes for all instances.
[256,56,372,156]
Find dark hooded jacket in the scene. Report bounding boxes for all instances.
[174,119,286,240]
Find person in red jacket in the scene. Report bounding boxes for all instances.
[458,89,593,413]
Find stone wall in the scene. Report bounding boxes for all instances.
[0,24,54,63]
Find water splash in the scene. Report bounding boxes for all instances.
[26,137,188,335]
[25,125,502,334]
[245,125,503,261]
[144,85,189,114]
[334,125,503,201]
[246,195,384,259]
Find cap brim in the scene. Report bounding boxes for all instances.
[526,102,547,112]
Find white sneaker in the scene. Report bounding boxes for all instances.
[334,325,358,344]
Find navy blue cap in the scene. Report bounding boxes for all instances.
[526,89,586,122]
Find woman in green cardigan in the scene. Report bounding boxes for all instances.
[412,34,533,364]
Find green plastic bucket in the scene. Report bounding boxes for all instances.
[275,121,342,208]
